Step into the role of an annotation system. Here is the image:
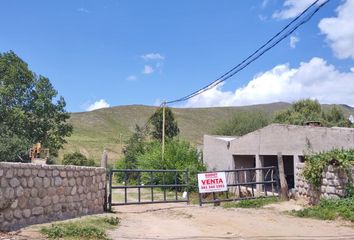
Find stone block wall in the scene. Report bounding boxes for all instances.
[296,163,354,203]
[0,162,106,231]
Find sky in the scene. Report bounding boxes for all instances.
[1,0,354,112]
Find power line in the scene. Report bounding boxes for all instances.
[166,0,329,105]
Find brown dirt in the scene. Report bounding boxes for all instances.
[109,202,354,240]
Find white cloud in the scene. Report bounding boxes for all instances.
[290,35,300,48]
[77,7,89,13]
[141,53,165,61]
[319,0,354,60]
[126,75,137,81]
[258,14,268,21]
[261,0,270,8]
[86,99,110,111]
[351,67,354,73]
[142,65,154,74]
[273,0,325,19]
[185,57,354,107]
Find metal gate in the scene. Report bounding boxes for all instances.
[108,169,189,210]
[198,166,279,206]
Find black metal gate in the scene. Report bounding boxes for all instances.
[198,166,279,206]
[108,169,189,210]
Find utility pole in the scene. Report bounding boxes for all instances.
[162,102,166,163]
[119,133,122,154]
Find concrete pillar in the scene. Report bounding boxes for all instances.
[255,155,264,193]
[293,155,301,190]
[101,149,108,168]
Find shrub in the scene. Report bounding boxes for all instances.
[214,110,270,136]
[40,216,119,239]
[137,139,206,191]
[291,197,354,222]
[302,149,354,188]
[223,197,279,209]
[62,152,96,166]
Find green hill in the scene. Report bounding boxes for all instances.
[60,102,354,163]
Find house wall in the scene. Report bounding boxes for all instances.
[203,135,235,171]
[229,124,354,156]
[0,162,106,231]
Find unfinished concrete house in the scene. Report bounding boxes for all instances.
[203,124,354,190]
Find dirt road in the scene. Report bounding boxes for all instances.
[109,202,354,240]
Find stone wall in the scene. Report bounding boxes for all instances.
[296,163,354,203]
[0,162,106,231]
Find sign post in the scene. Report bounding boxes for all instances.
[198,172,228,206]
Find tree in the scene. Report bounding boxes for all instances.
[214,111,270,136]
[137,139,205,190]
[118,125,146,170]
[323,105,351,127]
[149,107,179,141]
[274,99,322,125]
[0,51,72,161]
[62,152,96,166]
[274,99,353,127]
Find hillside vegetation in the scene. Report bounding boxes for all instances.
[60,102,354,162]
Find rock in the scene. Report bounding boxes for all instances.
[10,199,18,209]
[5,169,14,178]
[24,169,31,177]
[13,209,22,219]
[48,187,56,196]
[23,209,31,218]
[326,186,336,194]
[1,178,9,188]
[54,177,62,187]
[46,170,52,177]
[4,187,15,199]
[20,178,27,187]
[18,196,28,209]
[52,195,59,204]
[32,169,39,176]
[32,207,44,216]
[15,186,24,197]
[43,177,51,188]
[42,196,51,207]
[31,188,38,197]
[60,171,67,178]
[9,178,20,188]
[34,177,43,188]
[53,170,59,176]
[38,170,46,177]
[27,178,34,187]
[4,210,13,221]
[71,186,77,195]
[38,189,47,198]
[69,178,76,187]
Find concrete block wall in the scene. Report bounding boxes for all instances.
[296,163,354,203]
[0,162,106,231]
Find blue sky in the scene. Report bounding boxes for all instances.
[1,0,354,112]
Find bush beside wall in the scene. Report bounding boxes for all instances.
[296,163,354,203]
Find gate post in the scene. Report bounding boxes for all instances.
[185,170,189,204]
[108,171,112,211]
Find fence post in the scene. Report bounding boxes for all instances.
[277,152,289,200]
[102,150,109,212]
[108,171,112,211]
[185,170,189,204]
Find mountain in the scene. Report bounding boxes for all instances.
[60,102,354,163]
